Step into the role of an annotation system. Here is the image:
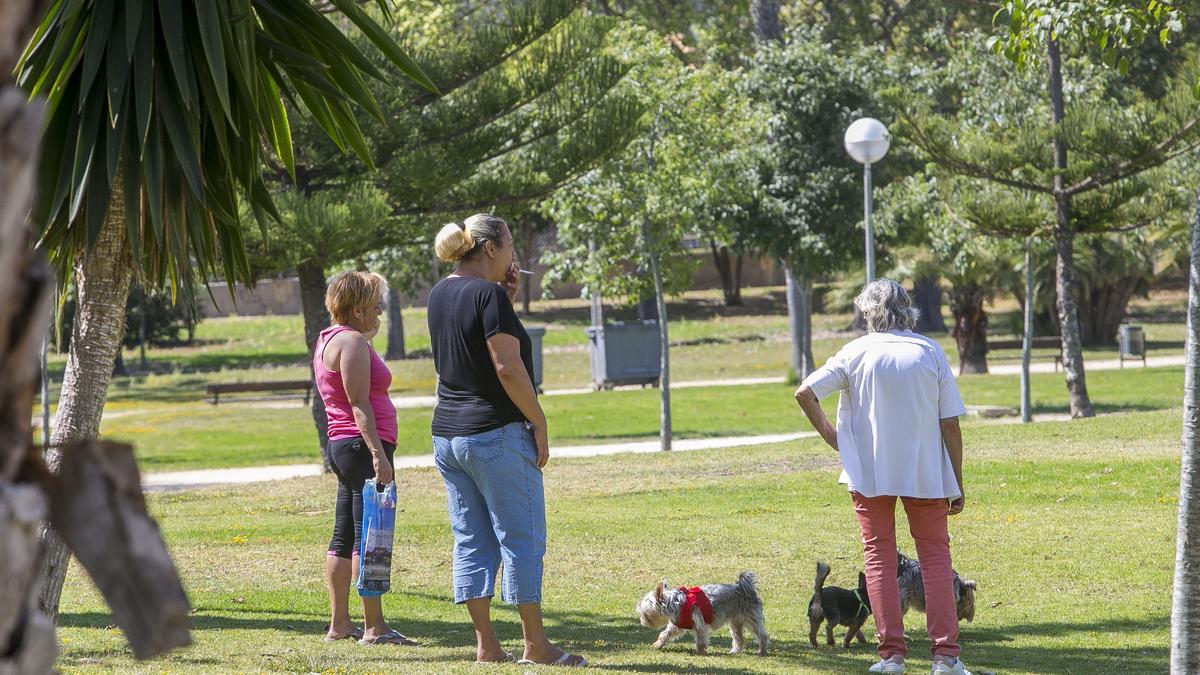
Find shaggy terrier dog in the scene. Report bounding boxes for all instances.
[896,550,977,623]
[635,571,769,655]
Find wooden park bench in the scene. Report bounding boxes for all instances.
[206,380,313,405]
[987,336,1063,371]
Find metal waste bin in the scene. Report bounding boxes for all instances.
[585,321,661,390]
[526,326,545,392]
[1118,324,1145,368]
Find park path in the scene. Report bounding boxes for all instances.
[32,354,1185,426]
[139,410,1079,492]
[386,354,1183,409]
[140,430,819,491]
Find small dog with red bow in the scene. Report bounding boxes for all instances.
[635,571,769,655]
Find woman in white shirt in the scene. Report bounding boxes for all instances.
[794,279,971,675]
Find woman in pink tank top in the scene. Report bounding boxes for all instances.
[315,271,415,646]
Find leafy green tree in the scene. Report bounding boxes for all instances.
[544,37,764,449]
[992,4,1200,664]
[891,28,1200,418]
[268,0,644,348]
[247,1,646,459]
[19,0,435,621]
[877,173,1026,373]
[371,0,645,217]
[743,25,880,378]
[241,185,392,465]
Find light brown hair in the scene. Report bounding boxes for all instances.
[325,271,386,329]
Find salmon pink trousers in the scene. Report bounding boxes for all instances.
[851,492,960,661]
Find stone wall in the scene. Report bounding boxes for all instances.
[198,252,788,316]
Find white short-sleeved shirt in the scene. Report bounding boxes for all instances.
[801,330,966,499]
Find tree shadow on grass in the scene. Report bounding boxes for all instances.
[59,607,1167,673]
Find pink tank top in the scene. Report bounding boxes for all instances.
[313,325,397,444]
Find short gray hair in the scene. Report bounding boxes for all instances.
[854,279,920,333]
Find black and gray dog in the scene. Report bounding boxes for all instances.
[808,561,872,648]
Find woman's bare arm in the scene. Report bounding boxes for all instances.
[486,333,548,468]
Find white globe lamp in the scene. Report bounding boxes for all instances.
[843,118,891,283]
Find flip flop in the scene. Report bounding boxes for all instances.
[516,652,588,667]
[323,626,363,643]
[358,629,418,646]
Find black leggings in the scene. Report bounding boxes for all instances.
[327,436,396,559]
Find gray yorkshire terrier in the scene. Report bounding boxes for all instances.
[635,571,769,655]
[896,550,977,623]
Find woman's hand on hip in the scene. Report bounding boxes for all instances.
[372,451,394,486]
[533,424,549,468]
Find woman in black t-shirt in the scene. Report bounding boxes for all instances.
[426,214,586,667]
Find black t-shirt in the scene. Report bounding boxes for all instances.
[428,276,534,436]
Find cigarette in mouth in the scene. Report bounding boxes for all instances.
[517,268,534,275]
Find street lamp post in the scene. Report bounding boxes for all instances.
[844,118,891,284]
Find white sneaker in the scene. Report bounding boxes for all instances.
[931,656,972,675]
[869,655,907,673]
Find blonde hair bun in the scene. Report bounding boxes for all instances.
[434,222,476,262]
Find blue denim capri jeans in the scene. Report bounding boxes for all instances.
[432,421,546,605]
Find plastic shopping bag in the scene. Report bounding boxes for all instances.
[357,480,396,597]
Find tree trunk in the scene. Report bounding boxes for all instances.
[384,287,405,360]
[733,253,743,305]
[0,19,60,664]
[521,268,533,315]
[751,0,782,43]
[644,221,671,452]
[1046,38,1094,418]
[1077,278,1138,347]
[637,291,658,321]
[40,181,134,621]
[784,264,815,380]
[949,282,988,374]
[710,241,742,306]
[1021,238,1034,423]
[1172,182,1200,672]
[913,275,947,333]
[297,260,332,469]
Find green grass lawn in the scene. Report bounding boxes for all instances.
[47,287,1187,403]
[58,408,1179,673]
[103,366,1184,472]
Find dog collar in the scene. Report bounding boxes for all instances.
[852,589,870,618]
[675,587,714,629]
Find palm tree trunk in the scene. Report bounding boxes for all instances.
[297,260,332,469]
[385,286,405,360]
[1046,38,1094,418]
[950,283,988,374]
[913,275,947,333]
[40,182,133,621]
[1172,184,1200,671]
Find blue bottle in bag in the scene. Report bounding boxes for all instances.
[357,480,396,597]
